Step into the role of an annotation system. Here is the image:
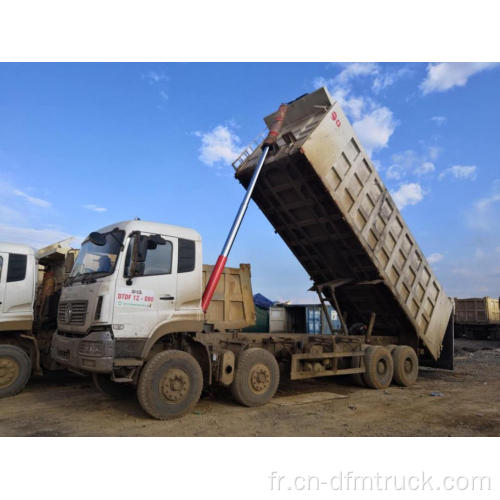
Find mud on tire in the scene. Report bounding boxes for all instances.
[362,346,393,390]
[231,348,280,407]
[392,345,418,387]
[137,350,203,420]
[0,344,32,398]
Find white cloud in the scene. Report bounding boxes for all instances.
[466,179,500,232]
[431,116,447,126]
[12,189,51,208]
[386,150,425,180]
[475,192,500,212]
[415,161,435,176]
[0,223,73,249]
[328,86,367,121]
[83,204,107,213]
[438,165,477,181]
[142,71,169,84]
[334,63,379,84]
[197,125,241,167]
[427,146,441,161]
[420,63,499,94]
[353,107,397,155]
[427,253,444,265]
[315,65,401,155]
[372,66,412,93]
[391,183,424,210]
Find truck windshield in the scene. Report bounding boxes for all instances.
[69,229,124,281]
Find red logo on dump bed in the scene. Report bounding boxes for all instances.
[331,111,341,128]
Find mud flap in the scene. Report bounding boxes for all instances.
[420,313,454,370]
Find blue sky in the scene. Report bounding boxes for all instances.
[0,62,499,301]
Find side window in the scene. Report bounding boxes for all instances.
[7,253,27,282]
[178,239,195,273]
[143,241,173,276]
[0,256,3,281]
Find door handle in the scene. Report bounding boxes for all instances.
[159,295,175,301]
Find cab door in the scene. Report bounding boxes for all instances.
[113,233,177,339]
[1,253,34,319]
[0,253,7,315]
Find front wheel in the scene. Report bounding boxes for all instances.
[0,345,32,398]
[137,350,203,420]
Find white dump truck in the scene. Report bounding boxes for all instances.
[51,88,454,420]
[0,240,77,397]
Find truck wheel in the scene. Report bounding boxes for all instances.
[0,345,32,398]
[392,346,418,386]
[362,346,393,390]
[231,348,279,407]
[137,350,203,420]
[93,373,134,399]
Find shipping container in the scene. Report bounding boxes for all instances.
[235,87,454,365]
[242,305,269,333]
[268,304,341,334]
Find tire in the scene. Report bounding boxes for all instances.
[231,348,279,407]
[93,373,134,399]
[137,350,203,420]
[392,346,418,387]
[350,351,365,387]
[0,344,32,398]
[362,346,393,390]
[386,344,398,354]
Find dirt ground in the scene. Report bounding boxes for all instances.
[0,338,499,437]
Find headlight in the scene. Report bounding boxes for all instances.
[79,341,105,357]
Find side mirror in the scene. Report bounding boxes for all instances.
[128,234,148,280]
[149,234,166,245]
[88,232,106,246]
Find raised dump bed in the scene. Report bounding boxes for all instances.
[235,87,453,364]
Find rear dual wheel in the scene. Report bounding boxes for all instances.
[392,346,418,387]
[351,345,418,389]
[231,348,280,407]
[362,346,394,389]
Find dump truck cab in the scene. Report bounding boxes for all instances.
[0,240,76,397]
[51,220,204,373]
[0,243,37,333]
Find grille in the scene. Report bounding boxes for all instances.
[58,301,88,326]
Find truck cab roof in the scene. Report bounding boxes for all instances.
[92,220,202,242]
[0,242,36,255]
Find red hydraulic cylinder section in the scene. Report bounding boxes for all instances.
[201,103,288,313]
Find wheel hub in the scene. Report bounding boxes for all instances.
[377,359,387,375]
[0,357,19,389]
[161,368,190,403]
[404,358,413,374]
[249,363,271,394]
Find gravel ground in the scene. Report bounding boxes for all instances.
[0,338,499,437]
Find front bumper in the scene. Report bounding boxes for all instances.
[51,330,115,373]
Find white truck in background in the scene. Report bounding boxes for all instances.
[0,240,77,397]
